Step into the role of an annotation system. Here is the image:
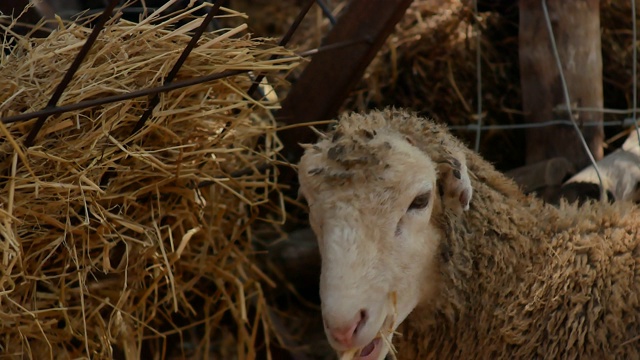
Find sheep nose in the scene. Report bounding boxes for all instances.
[326,309,368,348]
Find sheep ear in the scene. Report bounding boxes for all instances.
[437,151,473,214]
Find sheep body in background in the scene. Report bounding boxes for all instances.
[297,108,640,360]
[561,130,640,203]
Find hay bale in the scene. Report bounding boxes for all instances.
[0,4,299,358]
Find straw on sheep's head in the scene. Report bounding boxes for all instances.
[298,109,472,360]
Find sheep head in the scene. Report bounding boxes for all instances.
[298,112,472,360]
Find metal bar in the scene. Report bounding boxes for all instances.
[296,37,370,57]
[130,0,223,135]
[23,0,120,147]
[278,0,316,47]
[2,69,249,125]
[448,118,639,131]
[246,0,316,97]
[316,0,337,25]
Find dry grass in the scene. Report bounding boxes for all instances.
[0,2,300,358]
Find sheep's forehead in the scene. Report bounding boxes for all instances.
[300,129,436,195]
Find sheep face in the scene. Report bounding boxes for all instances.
[298,129,455,360]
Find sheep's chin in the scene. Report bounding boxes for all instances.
[338,337,384,360]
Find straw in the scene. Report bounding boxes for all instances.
[0,3,300,358]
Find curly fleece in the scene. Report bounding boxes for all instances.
[327,108,640,359]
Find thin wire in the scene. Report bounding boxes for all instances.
[473,0,482,153]
[247,0,315,97]
[296,37,371,57]
[448,118,638,131]
[541,0,606,202]
[632,0,640,146]
[556,106,640,114]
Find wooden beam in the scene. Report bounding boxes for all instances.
[519,0,604,170]
[275,0,414,163]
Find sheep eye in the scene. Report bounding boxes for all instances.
[409,191,431,211]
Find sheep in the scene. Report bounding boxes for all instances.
[296,107,640,360]
[560,130,640,204]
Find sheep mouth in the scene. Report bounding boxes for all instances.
[359,337,381,359]
[339,337,382,360]
[337,311,396,360]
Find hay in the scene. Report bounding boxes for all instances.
[0,3,300,359]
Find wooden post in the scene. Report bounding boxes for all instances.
[519,0,604,169]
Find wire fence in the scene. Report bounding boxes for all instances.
[3,0,640,198]
[465,0,640,202]
[465,1,640,138]
[291,0,640,186]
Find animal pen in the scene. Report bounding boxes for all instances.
[1,0,639,359]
